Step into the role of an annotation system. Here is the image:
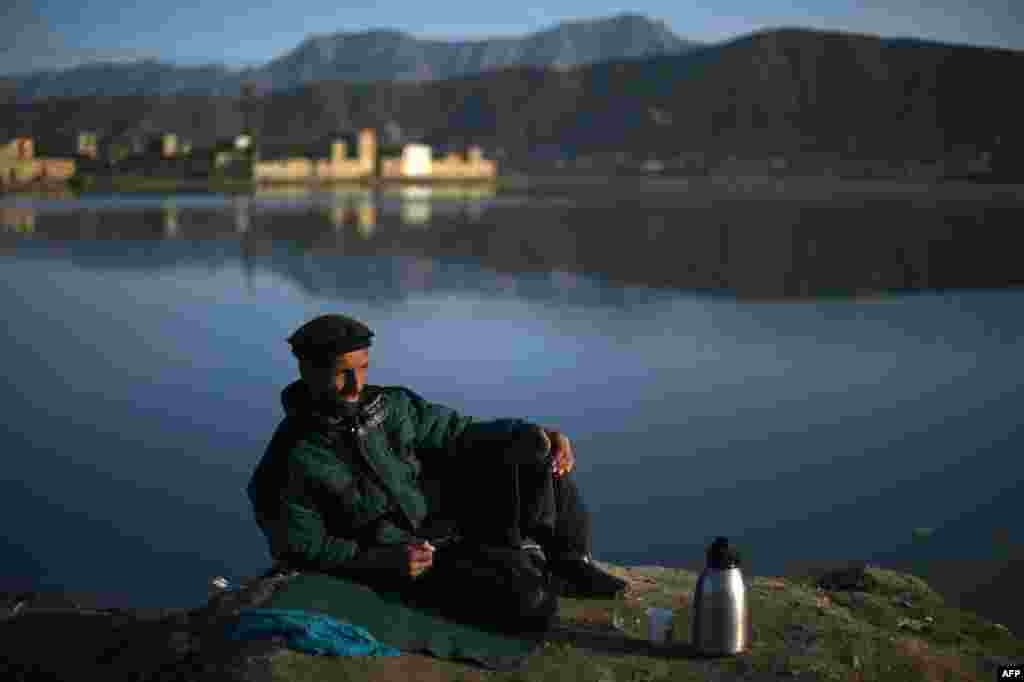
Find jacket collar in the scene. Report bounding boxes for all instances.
[281,380,386,429]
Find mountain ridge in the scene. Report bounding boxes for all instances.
[5,14,701,98]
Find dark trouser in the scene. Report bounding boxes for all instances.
[389,459,592,633]
[441,456,592,561]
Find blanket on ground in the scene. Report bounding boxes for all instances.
[214,569,545,671]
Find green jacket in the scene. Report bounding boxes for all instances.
[247,380,549,573]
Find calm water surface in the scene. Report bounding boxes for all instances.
[1,184,1021,632]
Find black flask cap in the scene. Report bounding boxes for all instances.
[706,536,741,569]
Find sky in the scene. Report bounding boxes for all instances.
[1,0,1021,75]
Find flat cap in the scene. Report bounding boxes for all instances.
[287,314,374,357]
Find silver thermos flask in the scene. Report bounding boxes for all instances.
[690,536,751,656]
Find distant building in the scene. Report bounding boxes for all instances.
[162,134,178,158]
[0,137,76,186]
[204,134,257,176]
[102,133,146,164]
[2,128,497,186]
[381,144,433,178]
[254,128,376,182]
[255,129,496,183]
[2,137,32,160]
[130,132,191,162]
[78,132,99,160]
[380,141,496,180]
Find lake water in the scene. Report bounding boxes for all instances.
[1,181,1021,632]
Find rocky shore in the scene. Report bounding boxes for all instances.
[2,562,1020,681]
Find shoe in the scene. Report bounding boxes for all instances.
[547,554,628,599]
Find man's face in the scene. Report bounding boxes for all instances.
[299,348,369,403]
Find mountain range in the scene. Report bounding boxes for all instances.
[4,14,700,99]
[4,24,1023,177]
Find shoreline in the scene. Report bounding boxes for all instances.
[3,172,1023,198]
[66,174,503,195]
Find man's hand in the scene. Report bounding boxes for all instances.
[543,428,575,478]
[361,541,434,579]
[403,541,435,578]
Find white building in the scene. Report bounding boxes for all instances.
[400,144,433,177]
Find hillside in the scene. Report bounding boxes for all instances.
[5,28,1023,178]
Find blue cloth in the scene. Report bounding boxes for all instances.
[225,608,402,657]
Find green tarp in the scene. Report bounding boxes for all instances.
[254,572,545,671]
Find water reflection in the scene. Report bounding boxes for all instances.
[549,269,581,295]
[234,196,250,234]
[327,188,376,238]
[1,181,504,245]
[399,185,432,226]
[384,183,495,225]
[251,184,315,203]
[248,182,496,230]
[398,256,434,291]
[162,199,179,238]
[3,185,1024,299]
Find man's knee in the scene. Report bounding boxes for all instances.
[517,580,559,625]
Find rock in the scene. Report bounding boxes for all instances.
[816,564,874,592]
[782,623,818,655]
[832,590,870,610]
[759,578,788,591]
[848,591,869,609]
[892,593,914,608]
[7,592,82,611]
[982,655,1019,674]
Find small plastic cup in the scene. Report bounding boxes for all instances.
[646,607,674,647]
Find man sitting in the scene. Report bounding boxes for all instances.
[247,314,627,634]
